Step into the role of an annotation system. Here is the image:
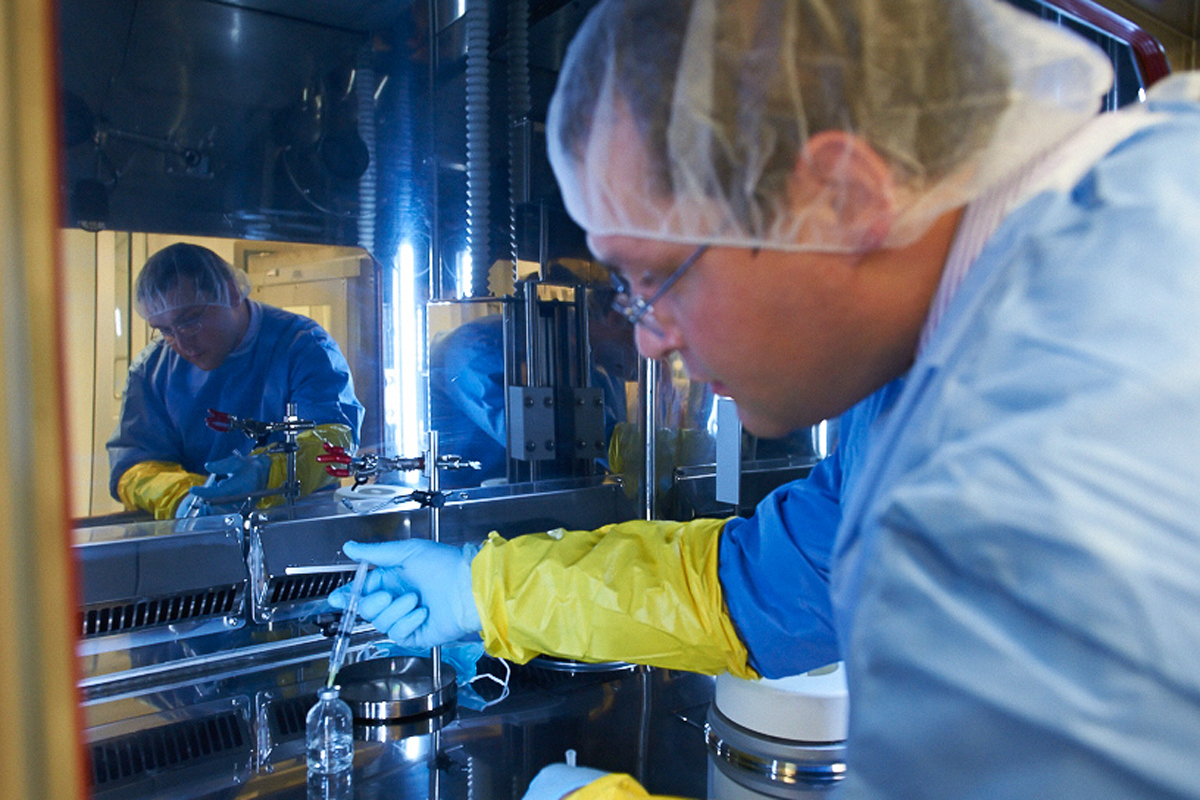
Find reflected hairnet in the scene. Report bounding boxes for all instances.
[134,243,251,319]
[546,0,1114,252]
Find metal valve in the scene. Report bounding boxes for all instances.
[317,443,481,488]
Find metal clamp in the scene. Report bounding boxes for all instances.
[317,443,480,488]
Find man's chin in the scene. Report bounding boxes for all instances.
[183,355,216,371]
[736,411,791,440]
[737,405,823,440]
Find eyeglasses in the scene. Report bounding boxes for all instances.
[610,244,708,335]
[151,307,208,341]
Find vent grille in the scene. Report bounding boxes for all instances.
[267,571,352,605]
[269,694,317,741]
[81,584,241,637]
[91,711,248,787]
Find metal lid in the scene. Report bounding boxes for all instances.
[336,657,457,722]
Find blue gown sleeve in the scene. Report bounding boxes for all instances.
[719,379,903,677]
[106,345,188,498]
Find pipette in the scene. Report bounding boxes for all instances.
[327,559,370,688]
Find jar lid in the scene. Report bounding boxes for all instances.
[714,661,848,742]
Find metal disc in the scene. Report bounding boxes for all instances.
[354,704,455,743]
[527,655,637,674]
[336,656,457,722]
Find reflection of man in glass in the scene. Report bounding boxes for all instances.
[107,243,364,518]
[429,281,636,489]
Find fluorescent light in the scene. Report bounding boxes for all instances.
[457,250,472,299]
[395,241,422,460]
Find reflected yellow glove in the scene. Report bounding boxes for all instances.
[116,461,208,520]
[608,423,715,500]
[473,517,759,679]
[567,773,690,800]
[256,423,353,509]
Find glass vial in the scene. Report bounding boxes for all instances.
[308,769,353,800]
[306,686,354,774]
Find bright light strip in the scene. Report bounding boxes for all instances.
[396,241,421,459]
[706,393,721,437]
[815,419,831,459]
[385,263,402,436]
[457,250,472,299]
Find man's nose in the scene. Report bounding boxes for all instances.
[634,321,682,360]
[170,338,199,357]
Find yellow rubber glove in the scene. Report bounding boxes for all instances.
[256,423,354,509]
[473,517,759,679]
[525,766,693,800]
[567,773,690,800]
[116,461,208,520]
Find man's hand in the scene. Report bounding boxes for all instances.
[328,539,481,650]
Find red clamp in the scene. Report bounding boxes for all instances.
[206,408,232,432]
[317,442,352,478]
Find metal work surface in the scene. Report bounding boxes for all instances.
[82,649,714,800]
[72,480,701,798]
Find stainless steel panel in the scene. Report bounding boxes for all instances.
[75,515,248,650]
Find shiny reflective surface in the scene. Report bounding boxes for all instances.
[57,0,829,522]
[82,650,715,799]
[75,482,638,684]
[338,656,458,721]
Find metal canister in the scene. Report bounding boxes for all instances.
[705,663,848,800]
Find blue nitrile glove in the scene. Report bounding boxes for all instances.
[328,540,481,650]
[522,763,611,800]
[175,472,218,519]
[190,454,271,506]
[174,491,207,519]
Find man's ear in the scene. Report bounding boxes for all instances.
[790,131,897,250]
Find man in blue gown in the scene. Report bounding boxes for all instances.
[107,243,363,518]
[331,2,1200,797]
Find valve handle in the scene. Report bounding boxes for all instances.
[206,408,232,432]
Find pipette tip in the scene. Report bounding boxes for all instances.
[326,559,371,687]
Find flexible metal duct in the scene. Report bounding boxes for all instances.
[464,0,490,296]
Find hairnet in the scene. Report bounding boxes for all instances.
[134,243,251,319]
[546,0,1115,253]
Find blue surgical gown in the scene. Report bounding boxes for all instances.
[720,95,1200,797]
[720,378,903,676]
[107,301,364,496]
